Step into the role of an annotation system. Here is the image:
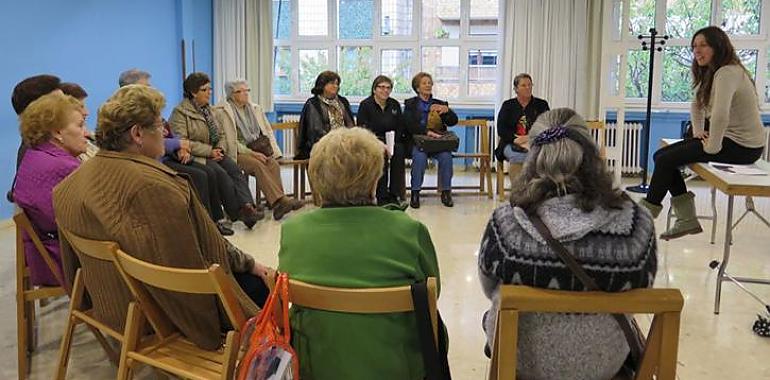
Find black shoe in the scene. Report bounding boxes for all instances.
[410,191,420,209]
[216,222,234,236]
[441,190,454,207]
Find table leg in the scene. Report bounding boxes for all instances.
[715,195,734,314]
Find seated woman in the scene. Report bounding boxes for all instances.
[214,80,304,220]
[357,75,406,205]
[495,73,550,184]
[14,92,88,287]
[53,84,271,350]
[296,70,354,159]
[478,108,657,379]
[169,72,262,228]
[278,127,443,380]
[639,26,766,240]
[403,72,458,208]
[59,82,100,162]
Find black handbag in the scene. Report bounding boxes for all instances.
[247,135,274,157]
[527,213,646,376]
[413,131,460,154]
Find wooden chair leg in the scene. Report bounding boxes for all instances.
[17,288,29,379]
[497,309,518,380]
[26,294,36,351]
[292,165,300,200]
[221,331,239,380]
[496,161,505,198]
[117,302,144,380]
[55,271,86,380]
[485,158,493,199]
[300,164,307,201]
[657,312,681,380]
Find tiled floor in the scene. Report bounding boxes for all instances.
[2,172,770,379]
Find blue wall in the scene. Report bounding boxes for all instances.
[0,0,212,219]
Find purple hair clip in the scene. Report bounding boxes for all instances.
[533,126,569,146]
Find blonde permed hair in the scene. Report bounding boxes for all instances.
[308,127,384,206]
[20,92,83,147]
[96,84,166,151]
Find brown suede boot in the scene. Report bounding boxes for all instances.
[273,197,296,220]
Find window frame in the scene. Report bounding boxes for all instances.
[273,0,499,106]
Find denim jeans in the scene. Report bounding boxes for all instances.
[411,146,453,191]
[503,144,528,163]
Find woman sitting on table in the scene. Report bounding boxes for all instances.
[278,127,443,380]
[639,26,766,240]
[403,72,459,208]
[296,70,354,159]
[357,75,406,205]
[495,73,550,184]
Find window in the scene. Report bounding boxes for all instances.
[299,49,329,93]
[469,0,498,35]
[298,0,328,36]
[604,0,770,109]
[273,0,499,104]
[467,49,497,97]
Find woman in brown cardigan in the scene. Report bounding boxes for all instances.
[53,85,271,350]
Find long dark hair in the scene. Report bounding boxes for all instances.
[509,108,625,214]
[691,26,750,110]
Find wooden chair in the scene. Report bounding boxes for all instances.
[488,285,684,380]
[56,229,124,379]
[495,161,522,199]
[273,121,311,201]
[112,250,246,380]
[288,277,440,345]
[13,210,67,379]
[452,119,494,198]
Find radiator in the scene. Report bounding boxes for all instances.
[280,114,300,157]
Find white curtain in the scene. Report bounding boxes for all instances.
[496,0,603,119]
[246,0,274,111]
[213,0,246,103]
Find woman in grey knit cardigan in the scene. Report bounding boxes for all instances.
[478,108,658,380]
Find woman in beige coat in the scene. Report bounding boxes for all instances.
[168,72,261,228]
[53,85,271,350]
[213,80,303,220]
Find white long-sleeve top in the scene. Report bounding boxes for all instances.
[691,64,765,154]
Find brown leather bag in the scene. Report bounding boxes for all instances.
[247,135,274,157]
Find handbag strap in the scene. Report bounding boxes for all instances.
[527,213,644,366]
[411,281,451,380]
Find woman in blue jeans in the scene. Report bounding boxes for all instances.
[403,72,458,208]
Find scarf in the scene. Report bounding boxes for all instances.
[230,100,261,143]
[194,102,220,147]
[319,96,347,130]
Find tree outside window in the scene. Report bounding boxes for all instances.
[299,50,329,94]
[338,46,374,96]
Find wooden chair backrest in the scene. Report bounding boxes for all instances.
[586,120,607,159]
[59,228,119,263]
[488,285,684,380]
[271,121,300,139]
[454,119,491,154]
[288,277,440,344]
[112,250,246,337]
[14,210,65,286]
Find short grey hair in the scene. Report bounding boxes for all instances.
[118,69,151,87]
[224,80,249,100]
[510,107,625,213]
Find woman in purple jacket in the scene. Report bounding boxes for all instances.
[13,92,89,286]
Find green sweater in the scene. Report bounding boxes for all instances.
[278,205,441,380]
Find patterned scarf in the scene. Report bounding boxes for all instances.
[319,96,346,130]
[195,102,220,146]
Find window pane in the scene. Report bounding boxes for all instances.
[608,55,621,97]
[469,0,498,36]
[665,0,711,39]
[421,46,460,98]
[737,49,758,80]
[629,0,655,37]
[299,49,329,94]
[422,0,460,39]
[338,46,374,97]
[273,47,292,96]
[611,0,623,41]
[766,50,770,103]
[298,0,328,36]
[467,49,497,97]
[381,0,413,36]
[662,46,693,102]
[626,49,649,99]
[721,0,761,35]
[381,49,413,94]
[272,0,291,39]
[338,0,373,39]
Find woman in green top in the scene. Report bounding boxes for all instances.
[278,127,443,380]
